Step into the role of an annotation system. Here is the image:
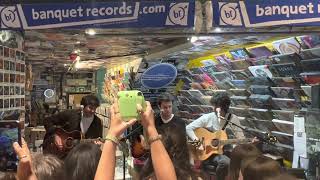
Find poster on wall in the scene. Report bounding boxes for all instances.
[0,1,195,30]
[141,63,177,89]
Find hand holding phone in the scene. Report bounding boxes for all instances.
[0,120,21,171]
[118,90,146,121]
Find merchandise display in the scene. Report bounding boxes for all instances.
[0,45,25,120]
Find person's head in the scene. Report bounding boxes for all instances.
[157,93,173,118]
[81,94,100,117]
[242,155,282,180]
[64,143,102,180]
[32,154,65,180]
[210,92,230,115]
[229,144,262,180]
[140,123,195,180]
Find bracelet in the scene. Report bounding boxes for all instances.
[105,134,119,145]
[148,135,162,145]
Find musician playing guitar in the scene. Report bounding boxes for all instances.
[43,94,103,158]
[186,92,244,180]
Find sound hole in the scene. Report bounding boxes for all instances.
[211,139,219,147]
[65,137,74,148]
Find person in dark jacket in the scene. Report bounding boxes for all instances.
[43,94,103,158]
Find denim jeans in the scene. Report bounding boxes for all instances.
[202,154,230,180]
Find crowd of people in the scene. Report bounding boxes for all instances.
[1,93,299,180]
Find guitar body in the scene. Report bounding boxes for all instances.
[189,128,228,161]
[43,128,83,158]
[130,136,149,158]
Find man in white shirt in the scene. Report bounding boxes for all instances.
[186,92,232,180]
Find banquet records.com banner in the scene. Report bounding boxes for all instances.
[214,0,320,27]
[0,1,194,30]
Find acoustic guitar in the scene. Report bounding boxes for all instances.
[43,127,104,158]
[188,128,252,161]
[130,135,150,158]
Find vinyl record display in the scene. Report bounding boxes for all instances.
[273,37,301,54]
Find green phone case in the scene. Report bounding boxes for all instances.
[118,90,146,121]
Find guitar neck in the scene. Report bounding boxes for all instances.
[220,138,252,145]
[80,138,105,143]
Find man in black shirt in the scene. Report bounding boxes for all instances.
[154,93,186,135]
[43,94,103,158]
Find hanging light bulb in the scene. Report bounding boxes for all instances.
[85,29,96,36]
[190,36,199,43]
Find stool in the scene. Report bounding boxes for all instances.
[202,164,217,180]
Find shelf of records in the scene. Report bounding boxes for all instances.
[176,47,320,150]
[177,89,320,150]
[0,45,26,85]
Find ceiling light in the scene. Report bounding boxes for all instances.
[76,41,81,44]
[86,29,96,36]
[190,36,199,43]
[214,28,222,32]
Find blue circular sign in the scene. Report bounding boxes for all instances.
[141,63,177,89]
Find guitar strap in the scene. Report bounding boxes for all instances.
[222,113,232,130]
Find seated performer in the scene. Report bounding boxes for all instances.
[186,92,241,180]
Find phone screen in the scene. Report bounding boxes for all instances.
[0,121,20,171]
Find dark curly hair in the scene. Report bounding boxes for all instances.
[157,93,173,106]
[80,94,100,107]
[210,92,231,113]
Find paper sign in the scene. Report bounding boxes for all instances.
[294,115,305,133]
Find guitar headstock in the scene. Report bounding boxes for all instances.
[266,134,278,143]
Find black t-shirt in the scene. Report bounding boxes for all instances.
[154,113,186,136]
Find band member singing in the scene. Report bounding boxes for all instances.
[43,94,103,158]
[186,92,244,180]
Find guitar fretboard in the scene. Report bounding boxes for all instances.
[218,138,252,145]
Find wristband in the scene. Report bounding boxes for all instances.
[105,134,119,145]
[148,135,162,145]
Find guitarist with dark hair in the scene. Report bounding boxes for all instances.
[43,94,103,158]
[186,92,244,180]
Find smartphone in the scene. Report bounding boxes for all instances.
[118,91,146,121]
[0,120,21,171]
